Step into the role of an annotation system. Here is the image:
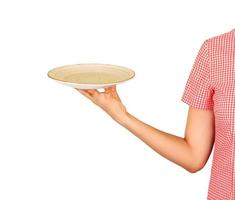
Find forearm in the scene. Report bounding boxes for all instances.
[118,112,196,173]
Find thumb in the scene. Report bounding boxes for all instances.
[105,85,122,102]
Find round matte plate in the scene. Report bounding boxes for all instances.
[47,63,135,89]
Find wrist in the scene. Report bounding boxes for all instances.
[117,111,132,126]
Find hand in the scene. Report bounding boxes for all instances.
[76,85,128,124]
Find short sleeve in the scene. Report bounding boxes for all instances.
[181,40,214,110]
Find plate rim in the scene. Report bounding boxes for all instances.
[47,63,135,85]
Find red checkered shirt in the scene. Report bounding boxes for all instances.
[181,28,235,200]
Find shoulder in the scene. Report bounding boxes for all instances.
[205,28,235,48]
[205,29,235,88]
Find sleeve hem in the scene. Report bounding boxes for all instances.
[181,96,214,110]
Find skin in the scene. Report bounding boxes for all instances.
[76,85,215,173]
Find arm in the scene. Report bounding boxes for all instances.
[120,107,215,173]
[77,86,215,173]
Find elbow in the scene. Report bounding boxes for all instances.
[186,161,205,173]
[187,166,202,173]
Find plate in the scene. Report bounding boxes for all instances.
[47,63,135,89]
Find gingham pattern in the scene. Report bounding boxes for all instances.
[181,28,235,200]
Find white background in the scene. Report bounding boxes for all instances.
[0,0,234,199]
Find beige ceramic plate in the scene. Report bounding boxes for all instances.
[47,63,135,89]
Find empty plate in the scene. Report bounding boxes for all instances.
[47,63,135,89]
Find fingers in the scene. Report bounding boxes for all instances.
[86,89,99,97]
[76,89,93,99]
[104,85,116,92]
[76,85,122,102]
[104,85,122,102]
